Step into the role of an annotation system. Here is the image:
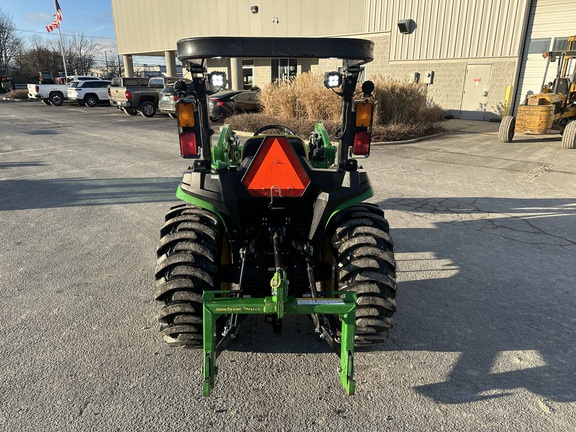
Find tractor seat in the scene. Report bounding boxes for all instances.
[242,135,307,160]
[553,78,570,97]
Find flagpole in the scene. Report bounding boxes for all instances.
[54,0,68,79]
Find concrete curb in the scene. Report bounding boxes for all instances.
[372,131,448,145]
[1,97,33,102]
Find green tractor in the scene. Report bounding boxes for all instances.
[0,69,12,93]
[154,37,397,396]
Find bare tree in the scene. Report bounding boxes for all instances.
[14,36,62,83]
[49,33,102,76]
[0,8,24,75]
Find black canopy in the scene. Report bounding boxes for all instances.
[176,37,374,65]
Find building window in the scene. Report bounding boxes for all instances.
[553,37,569,51]
[271,59,297,82]
[243,59,254,90]
[527,38,551,55]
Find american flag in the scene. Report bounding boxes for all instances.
[46,0,63,33]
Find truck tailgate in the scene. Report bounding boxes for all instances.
[109,86,128,102]
[27,84,39,99]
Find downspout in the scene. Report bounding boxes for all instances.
[510,0,534,114]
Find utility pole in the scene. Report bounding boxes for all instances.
[104,50,109,78]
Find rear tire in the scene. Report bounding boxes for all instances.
[329,204,397,346]
[154,204,223,348]
[49,92,64,106]
[562,121,576,149]
[499,115,515,143]
[139,101,156,117]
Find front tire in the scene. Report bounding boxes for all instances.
[154,204,223,347]
[499,115,516,143]
[329,204,397,346]
[562,121,576,149]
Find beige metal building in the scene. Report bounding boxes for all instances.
[111,0,576,120]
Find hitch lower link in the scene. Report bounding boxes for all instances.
[202,270,357,396]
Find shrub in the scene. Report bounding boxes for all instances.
[230,72,445,142]
[4,89,28,99]
[259,73,340,122]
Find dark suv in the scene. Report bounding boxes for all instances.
[208,90,260,121]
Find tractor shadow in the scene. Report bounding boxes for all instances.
[377,196,576,404]
[0,177,182,210]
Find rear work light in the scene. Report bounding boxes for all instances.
[242,136,310,197]
[179,132,199,158]
[177,101,196,127]
[324,71,342,88]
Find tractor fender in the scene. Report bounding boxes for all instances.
[307,178,373,243]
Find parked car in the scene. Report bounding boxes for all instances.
[67,80,112,107]
[158,85,178,118]
[208,90,261,121]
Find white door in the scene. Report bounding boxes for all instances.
[460,64,492,120]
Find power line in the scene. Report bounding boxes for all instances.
[16,28,116,40]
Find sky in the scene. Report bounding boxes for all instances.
[0,0,150,66]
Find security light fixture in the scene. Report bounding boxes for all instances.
[397,19,415,34]
[251,6,259,14]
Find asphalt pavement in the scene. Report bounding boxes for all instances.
[1,100,576,431]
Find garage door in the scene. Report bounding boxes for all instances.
[515,0,576,111]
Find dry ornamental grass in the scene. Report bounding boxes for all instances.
[228,72,445,142]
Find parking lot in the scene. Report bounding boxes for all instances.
[1,100,576,431]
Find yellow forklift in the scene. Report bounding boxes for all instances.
[499,35,576,149]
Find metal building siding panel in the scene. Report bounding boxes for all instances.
[388,0,529,61]
[363,0,393,33]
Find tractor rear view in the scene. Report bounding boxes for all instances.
[154,37,397,396]
[499,35,576,148]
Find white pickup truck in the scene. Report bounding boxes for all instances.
[27,76,102,106]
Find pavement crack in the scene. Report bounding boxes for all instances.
[388,197,576,251]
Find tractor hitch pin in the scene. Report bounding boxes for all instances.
[268,185,282,208]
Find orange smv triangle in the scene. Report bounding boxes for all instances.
[242,136,310,197]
